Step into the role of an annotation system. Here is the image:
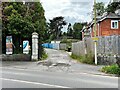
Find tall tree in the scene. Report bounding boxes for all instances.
[72,22,87,40]
[67,23,73,37]
[48,16,67,40]
[93,2,105,16]
[106,1,120,13]
[2,2,46,55]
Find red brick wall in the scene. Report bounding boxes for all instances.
[91,19,120,37]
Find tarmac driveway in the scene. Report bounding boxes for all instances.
[1,49,106,75]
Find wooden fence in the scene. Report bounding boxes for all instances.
[72,35,120,65]
[97,35,120,55]
[72,37,94,56]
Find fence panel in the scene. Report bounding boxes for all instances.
[97,37,105,55]
[72,35,120,65]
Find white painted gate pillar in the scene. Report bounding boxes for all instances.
[32,32,38,60]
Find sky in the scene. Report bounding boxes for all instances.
[40,0,110,32]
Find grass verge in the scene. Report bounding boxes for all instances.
[100,64,120,75]
[70,53,94,65]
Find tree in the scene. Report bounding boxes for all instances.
[2,2,46,56]
[67,23,73,37]
[2,2,27,53]
[72,22,87,40]
[93,2,105,16]
[106,1,120,13]
[48,16,67,40]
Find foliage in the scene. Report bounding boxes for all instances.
[67,23,73,37]
[101,64,120,75]
[72,22,87,40]
[93,2,105,16]
[47,16,67,40]
[71,53,94,64]
[2,2,46,55]
[40,49,48,60]
[106,2,120,13]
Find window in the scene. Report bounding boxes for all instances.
[111,20,119,29]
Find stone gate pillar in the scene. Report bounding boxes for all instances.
[32,32,38,60]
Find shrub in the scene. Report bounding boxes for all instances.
[40,50,48,60]
[71,53,94,64]
[101,64,120,75]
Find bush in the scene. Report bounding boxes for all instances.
[71,53,94,64]
[40,50,48,60]
[101,64,120,75]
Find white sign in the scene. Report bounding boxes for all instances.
[23,40,29,54]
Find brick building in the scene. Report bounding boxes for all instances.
[82,12,120,39]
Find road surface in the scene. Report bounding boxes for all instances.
[1,49,118,88]
[1,67,118,88]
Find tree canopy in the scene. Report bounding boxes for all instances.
[92,2,105,16]
[67,23,73,37]
[2,2,46,54]
[72,23,83,39]
[48,16,67,40]
[106,1,120,13]
[95,2,105,16]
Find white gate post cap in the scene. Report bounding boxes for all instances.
[32,32,38,38]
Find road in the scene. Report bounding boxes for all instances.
[1,67,118,88]
[1,49,118,88]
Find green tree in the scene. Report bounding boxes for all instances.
[93,2,105,16]
[2,2,46,57]
[72,22,87,40]
[106,2,120,13]
[67,23,73,37]
[48,16,67,40]
[2,2,27,53]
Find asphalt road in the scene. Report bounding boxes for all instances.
[1,67,118,88]
[1,49,118,88]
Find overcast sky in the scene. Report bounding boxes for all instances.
[40,0,110,32]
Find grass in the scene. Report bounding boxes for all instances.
[41,52,48,60]
[100,64,120,75]
[70,53,94,65]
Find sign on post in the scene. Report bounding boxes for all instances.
[6,36,13,54]
[92,37,99,41]
[23,40,29,54]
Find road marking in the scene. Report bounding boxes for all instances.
[0,78,70,88]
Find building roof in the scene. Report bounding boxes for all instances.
[81,12,120,32]
[89,12,120,27]
[98,12,120,22]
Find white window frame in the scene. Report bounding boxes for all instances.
[111,20,119,29]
